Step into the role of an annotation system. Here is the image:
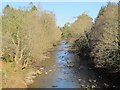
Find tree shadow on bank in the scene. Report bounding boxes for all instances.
[81,55,120,89]
[71,48,120,89]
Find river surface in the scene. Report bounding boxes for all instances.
[28,41,101,88]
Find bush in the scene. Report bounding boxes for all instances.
[87,2,119,70]
[73,33,91,57]
[2,3,61,67]
[72,2,119,71]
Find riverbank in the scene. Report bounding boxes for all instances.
[2,41,61,88]
[2,41,119,89]
[28,41,102,88]
[2,52,51,88]
[71,45,120,88]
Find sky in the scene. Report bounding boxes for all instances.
[2,2,109,27]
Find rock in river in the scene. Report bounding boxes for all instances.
[36,70,42,75]
[67,64,75,67]
[52,85,58,87]
[25,77,34,85]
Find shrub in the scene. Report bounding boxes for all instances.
[87,2,119,70]
[2,3,61,68]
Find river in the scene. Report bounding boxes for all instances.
[28,41,101,88]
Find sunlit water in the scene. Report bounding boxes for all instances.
[28,41,100,88]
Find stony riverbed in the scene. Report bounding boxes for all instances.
[27,41,104,89]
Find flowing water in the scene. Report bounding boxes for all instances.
[28,41,101,88]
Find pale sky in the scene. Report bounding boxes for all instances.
[2,2,111,26]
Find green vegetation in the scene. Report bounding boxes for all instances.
[61,14,93,41]
[70,14,93,38]
[72,2,119,71]
[88,2,119,70]
[64,3,119,87]
[61,23,71,39]
[2,3,61,88]
[62,2,119,72]
[60,2,119,72]
[2,3,61,68]
[1,2,119,88]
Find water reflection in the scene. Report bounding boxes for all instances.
[29,41,100,88]
[54,41,81,88]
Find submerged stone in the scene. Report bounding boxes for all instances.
[52,85,58,87]
[67,65,75,67]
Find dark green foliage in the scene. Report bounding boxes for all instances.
[2,56,12,62]
[3,5,11,15]
[73,2,119,71]
[73,33,91,57]
[61,23,72,39]
[96,6,106,20]
[88,2,119,70]
[32,6,37,11]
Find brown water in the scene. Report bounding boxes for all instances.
[28,41,101,88]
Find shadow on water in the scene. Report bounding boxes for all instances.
[28,41,102,88]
